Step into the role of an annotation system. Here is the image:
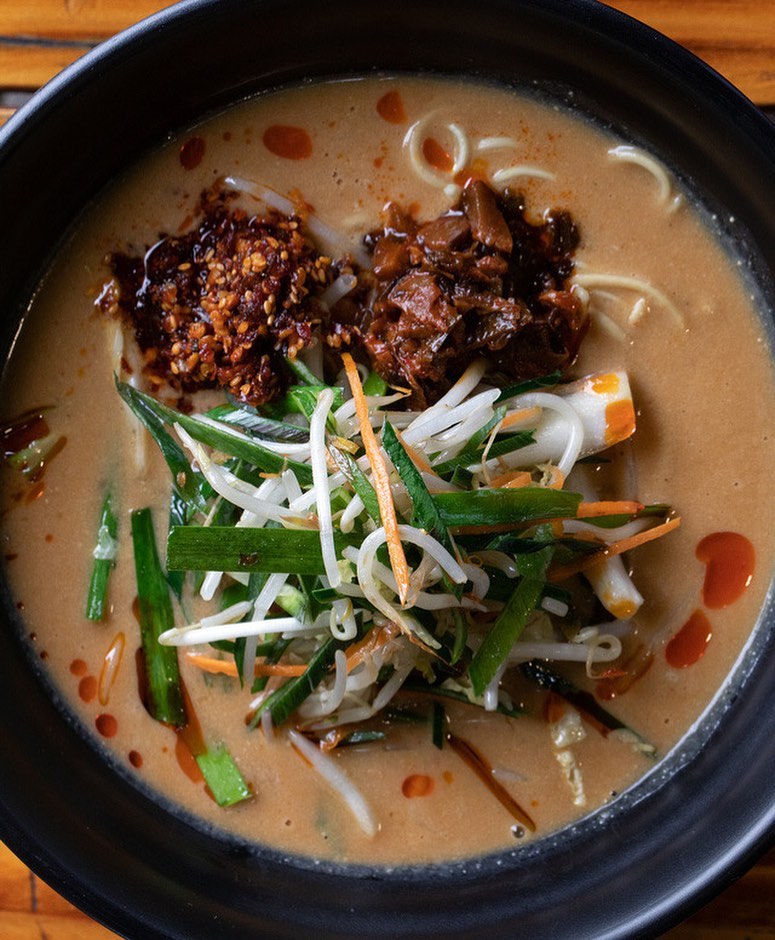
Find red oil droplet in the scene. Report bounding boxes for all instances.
[96,713,118,737]
[128,750,143,769]
[453,157,489,187]
[422,137,453,173]
[78,675,97,703]
[70,658,88,677]
[666,609,713,668]
[402,774,434,798]
[179,135,206,170]
[262,124,313,160]
[696,531,755,609]
[175,734,203,783]
[442,770,454,784]
[376,90,407,124]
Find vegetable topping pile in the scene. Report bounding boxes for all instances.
[85,183,677,829]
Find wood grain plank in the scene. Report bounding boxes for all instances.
[0,106,15,125]
[0,0,173,41]
[0,41,90,87]
[0,843,31,913]
[0,910,120,940]
[0,844,121,939]
[0,1,773,102]
[606,0,775,103]
[0,842,84,916]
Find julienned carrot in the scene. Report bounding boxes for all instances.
[186,654,238,676]
[343,623,397,672]
[342,352,410,605]
[606,515,681,554]
[252,663,309,677]
[489,470,533,488]
[549,516,681,581]
[188,626,395,681]
[576,500,644,518]
[447,494,644,534]
[186,653,306,677]
[395,427,434,474]
[541,465,565,490]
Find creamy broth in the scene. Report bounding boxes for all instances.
[2,76,774,866]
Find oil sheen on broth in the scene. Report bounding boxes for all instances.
[2,76,774,866]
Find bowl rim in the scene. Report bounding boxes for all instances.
[1,1,775,938]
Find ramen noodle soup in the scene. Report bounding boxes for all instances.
[2,76,773,866]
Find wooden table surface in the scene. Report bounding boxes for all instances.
[1,1,774,937]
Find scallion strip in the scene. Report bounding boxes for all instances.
[519,660,655,756]
[401,682,526,719]
[252,636,347,727]
[328,445,381,524]
[131,508,186,726]
[116,379,208,510]
[167,525,359,574]
[251,636,293,695]
[583,503,671,529]
[206,403,310,443]
[116,379,313,486]
[433,487,582,528]
[195,747,252,806]
[495,370,563,403]
[449,609,468,664]
[339,729,386,746]
[450,465,474,490]
[274,383,344,427]
[262,381,342,435]
[434,428,537,478]
[166,491,194,600]
[285,356,321,386]
[362,370,389,396]
[383,420,461,598]
[431,405,507,477]
[469,547,552,696]
[85,490,118,621]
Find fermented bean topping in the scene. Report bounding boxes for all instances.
[101,188,334,406]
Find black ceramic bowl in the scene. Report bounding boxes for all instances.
[1,1,774,937]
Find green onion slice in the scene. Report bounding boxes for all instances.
[85,489,118,621]
[196,747,253,806]
[469,546,553,696]
[131,507,186,727]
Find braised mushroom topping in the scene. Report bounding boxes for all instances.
[358,179,587,405]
